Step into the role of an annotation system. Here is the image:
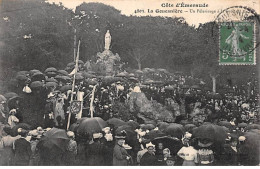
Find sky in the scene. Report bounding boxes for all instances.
[48,0,260,27]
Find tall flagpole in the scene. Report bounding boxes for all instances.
[67,40,80,130]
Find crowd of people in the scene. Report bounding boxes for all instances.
[0,64,259,166]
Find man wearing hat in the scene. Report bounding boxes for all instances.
[113,131,131,166]
[13,129,32,165]
[140,142,159,166]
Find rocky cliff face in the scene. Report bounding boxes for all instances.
[128,92,175,123]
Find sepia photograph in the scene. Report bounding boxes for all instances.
[0,0,259,166]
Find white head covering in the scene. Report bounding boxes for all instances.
[67,131,75,138]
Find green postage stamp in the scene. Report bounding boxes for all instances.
[219,22,256,65]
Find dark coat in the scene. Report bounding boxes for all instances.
[113,144,129,166]
[86,141,104,166]
[140,151,159,166]
[13,137,32,165]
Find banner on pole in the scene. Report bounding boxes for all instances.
[70,100,82,114]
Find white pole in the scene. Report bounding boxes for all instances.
[67,40,80,130]
[89,85,97,118]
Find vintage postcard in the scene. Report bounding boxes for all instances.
[0,0,259,166]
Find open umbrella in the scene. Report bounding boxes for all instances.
[59,85,72,93]
[126,120,140,130]
[151,136,182,155]
[87,71,96,74]
[107,118,126,128]
[29,69,41,75]
[30,81,43,89]
[193,124,227,143]
[246,124,260,130]
[81,72,96,78]
[116,72,128,77]
[164,123,185,139]
[238,123,248,128]
[46,78,58,83]
[135,70,143,74]
[67,62,75,68]
[3,92,18,100]
[38,128,69,152]
[57,70,68,76]
[140,123,155,131]
[144,129,166,140]
[46,71,57,77]
[45,82,58,88]
[77,117,108,137]
[16,74,29,81]
[11,123,32,136]
[241,131,260,165]
[55,75,71,82]
[45,67,57,73]
[157,122,170,132]
[184,124,197,133]
[31,72,45,82]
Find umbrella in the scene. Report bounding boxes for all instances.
[193,124,228,143]
[46,78,58,83]
[67,62,75,68]
[38,128,69,152]
[144,129,166,140]
[29,69,41,75]
[157,122,170,132]
[107,118,126,128]
[45,82,58,88]
[74,73,84,80]
[30,81,43,88]
[116,72,128,77]
[3,92,18,100]
[7,96,22,108]
[78,60,84,65]
[128,73,135,77]
[0,95,7,102]
[181,85,190,89]
[128,77,139,83]
[11,123,32,136]
[31,72,45,81]
[126,120,140,130]
[57,70,68,76]
[184,124,197,133]
[59,85,72,93]
[45,67,57,73]
[238,123,248,128]
[140,124,155,131]
[151,136,182,155]
[46,71,57,77]
[246,124,260,130]
[241,131,260,164]
[164,123,185,139]
[218,121,233,129]
[55,75,71,82]
[16,74,28,81]
[77,117,108,137]
[135,70,143,74]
